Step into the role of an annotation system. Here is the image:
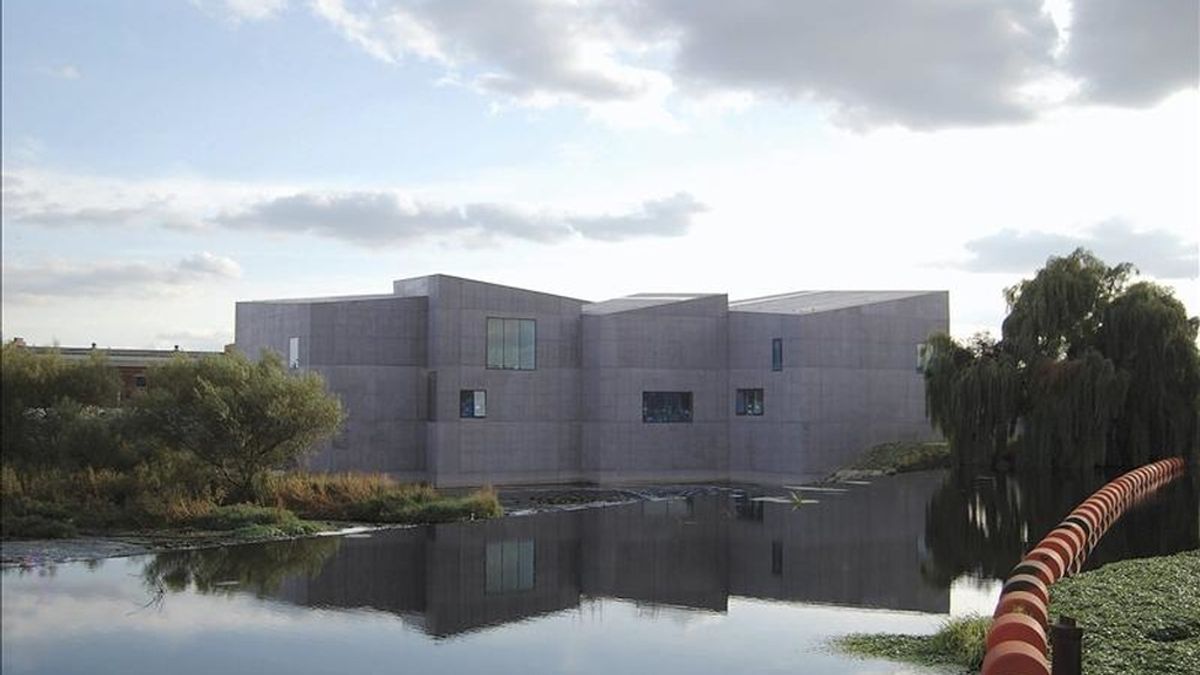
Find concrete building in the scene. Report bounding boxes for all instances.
[235,274,947,487]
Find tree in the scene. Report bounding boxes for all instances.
[924,249,1199,468]
[1,344,122,466]
[135,351,344,502]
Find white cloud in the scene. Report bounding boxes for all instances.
[2,253,242,302]
[192,0,288,23]
[43,64,81,80]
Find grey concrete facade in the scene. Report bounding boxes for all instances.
[235,275,948,487]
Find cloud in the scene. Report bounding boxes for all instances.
[286,0,1198,130]
[1063,0,1198,106]
[191,0,288,23]
[2,253,242,301]
[43,64,81,80]
[213,190,704,244]
[952,220,1198,279]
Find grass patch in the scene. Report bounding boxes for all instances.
[1049,549,1199,675]
[849,441,951,474]
[265,472,502,525]
[186,503,324,538]
[834,550,1200,674]
[835,615,990,672]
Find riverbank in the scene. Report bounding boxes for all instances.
[825,440,951,482]
[833,549,1200,674]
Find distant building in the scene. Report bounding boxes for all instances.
[13,341,219,400]
[236,274,948,487]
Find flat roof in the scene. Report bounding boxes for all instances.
[728,290,940,314]
[25,346,219,364]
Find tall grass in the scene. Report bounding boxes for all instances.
[266,471,502,524]
[835,614,990,671]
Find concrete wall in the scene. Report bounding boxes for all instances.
[235,295,429,478]
[729,292,948,483]
[236,277,945,488]
[422,276,586,487]
[580,296,729,483]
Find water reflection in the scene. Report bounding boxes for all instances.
[921,468,1199,585]
[133,469,1198,640]
[142,473,949,638]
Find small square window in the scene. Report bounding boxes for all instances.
[772,338,783,371]
[460,390,487,418]
[736,388,764,416]
[134,375,147,388]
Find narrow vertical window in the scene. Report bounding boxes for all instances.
[288,337,300,369]
[771,338,783,371]
[487,318,504,368]
[916,343,930,373]
[771,540,783,575]
[460,389,487,418]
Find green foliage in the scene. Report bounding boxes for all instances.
[134,351,344,502]
[1049,550,1200,675]
[1,345,122,466]
[923,248,1199,468]
[850,441,951,473]
[187,503,323,537]
[835,615,991,671]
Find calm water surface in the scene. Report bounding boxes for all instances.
[3,470,1196,674]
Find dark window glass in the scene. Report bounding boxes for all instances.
[736,388,764,416]
[487,318,536,370]
[460,389,487,418]
[772,338,783,371]
[134,375,147,388]
[642,391,693,423]
[771,540,783,575]
[485,540,535,594]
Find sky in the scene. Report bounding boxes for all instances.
[1,0,1197,350]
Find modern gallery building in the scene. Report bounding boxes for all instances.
[235,274,948,487]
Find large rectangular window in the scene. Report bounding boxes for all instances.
[487,318,536,370]
[460,389,487,418]
[485,540,535,594]
[772,338,783,371]
[736,388,764,416]
[642,391,693,423]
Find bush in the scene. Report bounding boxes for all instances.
[266,472,502,524]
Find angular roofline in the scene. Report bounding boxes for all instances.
[728,290,945,314]
[394,273,591,304]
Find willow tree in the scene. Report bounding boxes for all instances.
[924,249,1199,468]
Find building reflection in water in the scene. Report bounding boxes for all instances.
[142,469,1196,639]
[262,472,948,637]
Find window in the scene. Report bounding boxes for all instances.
[736,388,764,416]
[460,389,487,418]
[485,539,535,594]
[771,540,784,575]
[134,375,147,389]
[772,338,783,371]
[642,391,693,423]
[487,318,536,370]
[288,336,300,369]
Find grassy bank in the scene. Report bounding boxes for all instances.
[833,550,1200,674]
[1,466,502,540]
[831,441,951,479]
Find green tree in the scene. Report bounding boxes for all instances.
[134,351,344,502]
[924,249,1199,468]
[1,344,122,466]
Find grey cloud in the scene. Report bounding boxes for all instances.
[955,220,1198,279]
[567,192,706,241]
[212,190,703,244]
[3,253,242,301]
[302,1,1197,130]
[2,184,201,231]
[640,0,1058,129]
[1064,0,1198,106]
